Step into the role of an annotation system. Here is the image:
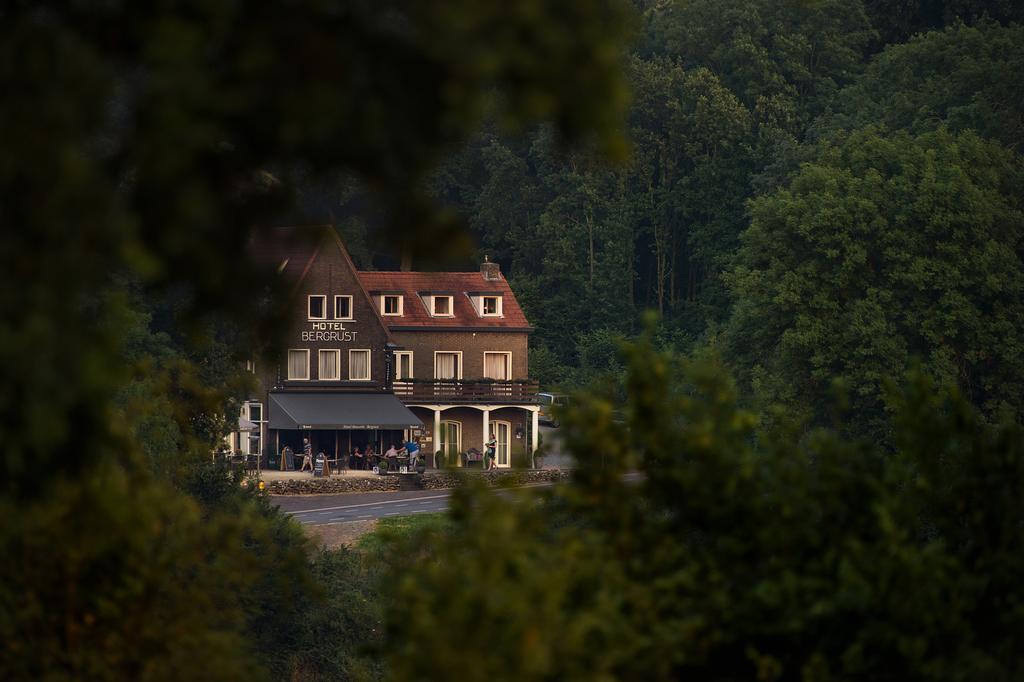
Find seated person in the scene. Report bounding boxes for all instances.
[351,446,364,470]
[365,444,376,467]
[385,443,399,467]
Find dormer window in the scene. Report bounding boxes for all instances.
[382,295,403,316]
[334,295,353,320]
[308,295,327,320]
[481,295,501,316]
[432,295,453,316]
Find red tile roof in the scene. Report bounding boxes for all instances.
[357,271,532,330]
[250,226,532,331]
[358,270,532,327]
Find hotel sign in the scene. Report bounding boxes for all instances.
[301,321,359,342]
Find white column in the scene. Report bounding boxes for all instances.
[482,409,490,451]
[531,408,539,467]
[433,408,441,468]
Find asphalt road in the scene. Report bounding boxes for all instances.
[276,488,457,526]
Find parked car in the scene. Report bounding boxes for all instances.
[537,392,569,427]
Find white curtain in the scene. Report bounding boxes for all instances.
[483,353,509,380]
[435,352,458,379]
[397,353,412,380]
[319,350,339,380]
[288,350,308,379]
[349,350,370,380]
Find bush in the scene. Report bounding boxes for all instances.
[381,331,1024,680]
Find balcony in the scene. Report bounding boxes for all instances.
[393,378,539,403]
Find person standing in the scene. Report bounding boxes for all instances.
[404,437,421,468]
[485,433,497,471]
[300,438,313,472]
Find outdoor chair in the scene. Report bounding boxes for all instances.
[325,454,344,475]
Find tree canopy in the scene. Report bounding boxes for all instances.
[0,2,630,679]
[725,126,1024,438]
[385,333,1024,680]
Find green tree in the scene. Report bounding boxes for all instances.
[864,0,1024,45]
[832,21,1024,149]
[0,2,631,678]
[645,0,875,124]
[725,126,1024,438]
[383,330,1024,680]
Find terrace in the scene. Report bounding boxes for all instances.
[392,378,539,403]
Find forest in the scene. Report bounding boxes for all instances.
[3,1,1024,680]
[324,0,1024,445]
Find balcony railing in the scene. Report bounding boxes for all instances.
[393,379,539,403]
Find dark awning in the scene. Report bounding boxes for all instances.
[268,392,423,431]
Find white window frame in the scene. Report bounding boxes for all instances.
[394,351,414,380]
[244,401,264,423]
[434,351,463,380]
[480,295,502,317]
[333,295,354,320]
[318,349,341,380]
[307,295,327,320]
[431,295,454,317]
[492,420,511,468]
[349,348,371,381]
[287,348,310,381]
[382,294,403,316]
[483,351,512,380]
[242,401,265,456]
[439,420,462,463]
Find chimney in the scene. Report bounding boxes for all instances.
[481,254,501,281]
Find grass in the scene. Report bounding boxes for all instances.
[355,512,452,554]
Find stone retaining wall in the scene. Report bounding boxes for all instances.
[266,468,570,495]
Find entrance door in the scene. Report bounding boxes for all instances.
[439,421,462,467]
[494,421,510,468]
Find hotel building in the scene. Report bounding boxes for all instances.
[235,226,539,468]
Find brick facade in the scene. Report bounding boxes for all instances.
[277,239,393,386]
[390,330,528,381]
[245,226,540,468]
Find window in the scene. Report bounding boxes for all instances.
[334,295,353,320]
[246,402,263,422]
[492,421,511,467]
[382,294,403,316]
[483,352,511,380]
[481,296,501,316]
[287,349,309,380]
[243,401,264,456]
[395,351,413,380]
[434,351,461,380]
[308,295,327,320]
[432,295,453,316]
[318,349,341,380]
[439,421,462,464]
[349,349,371,380]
